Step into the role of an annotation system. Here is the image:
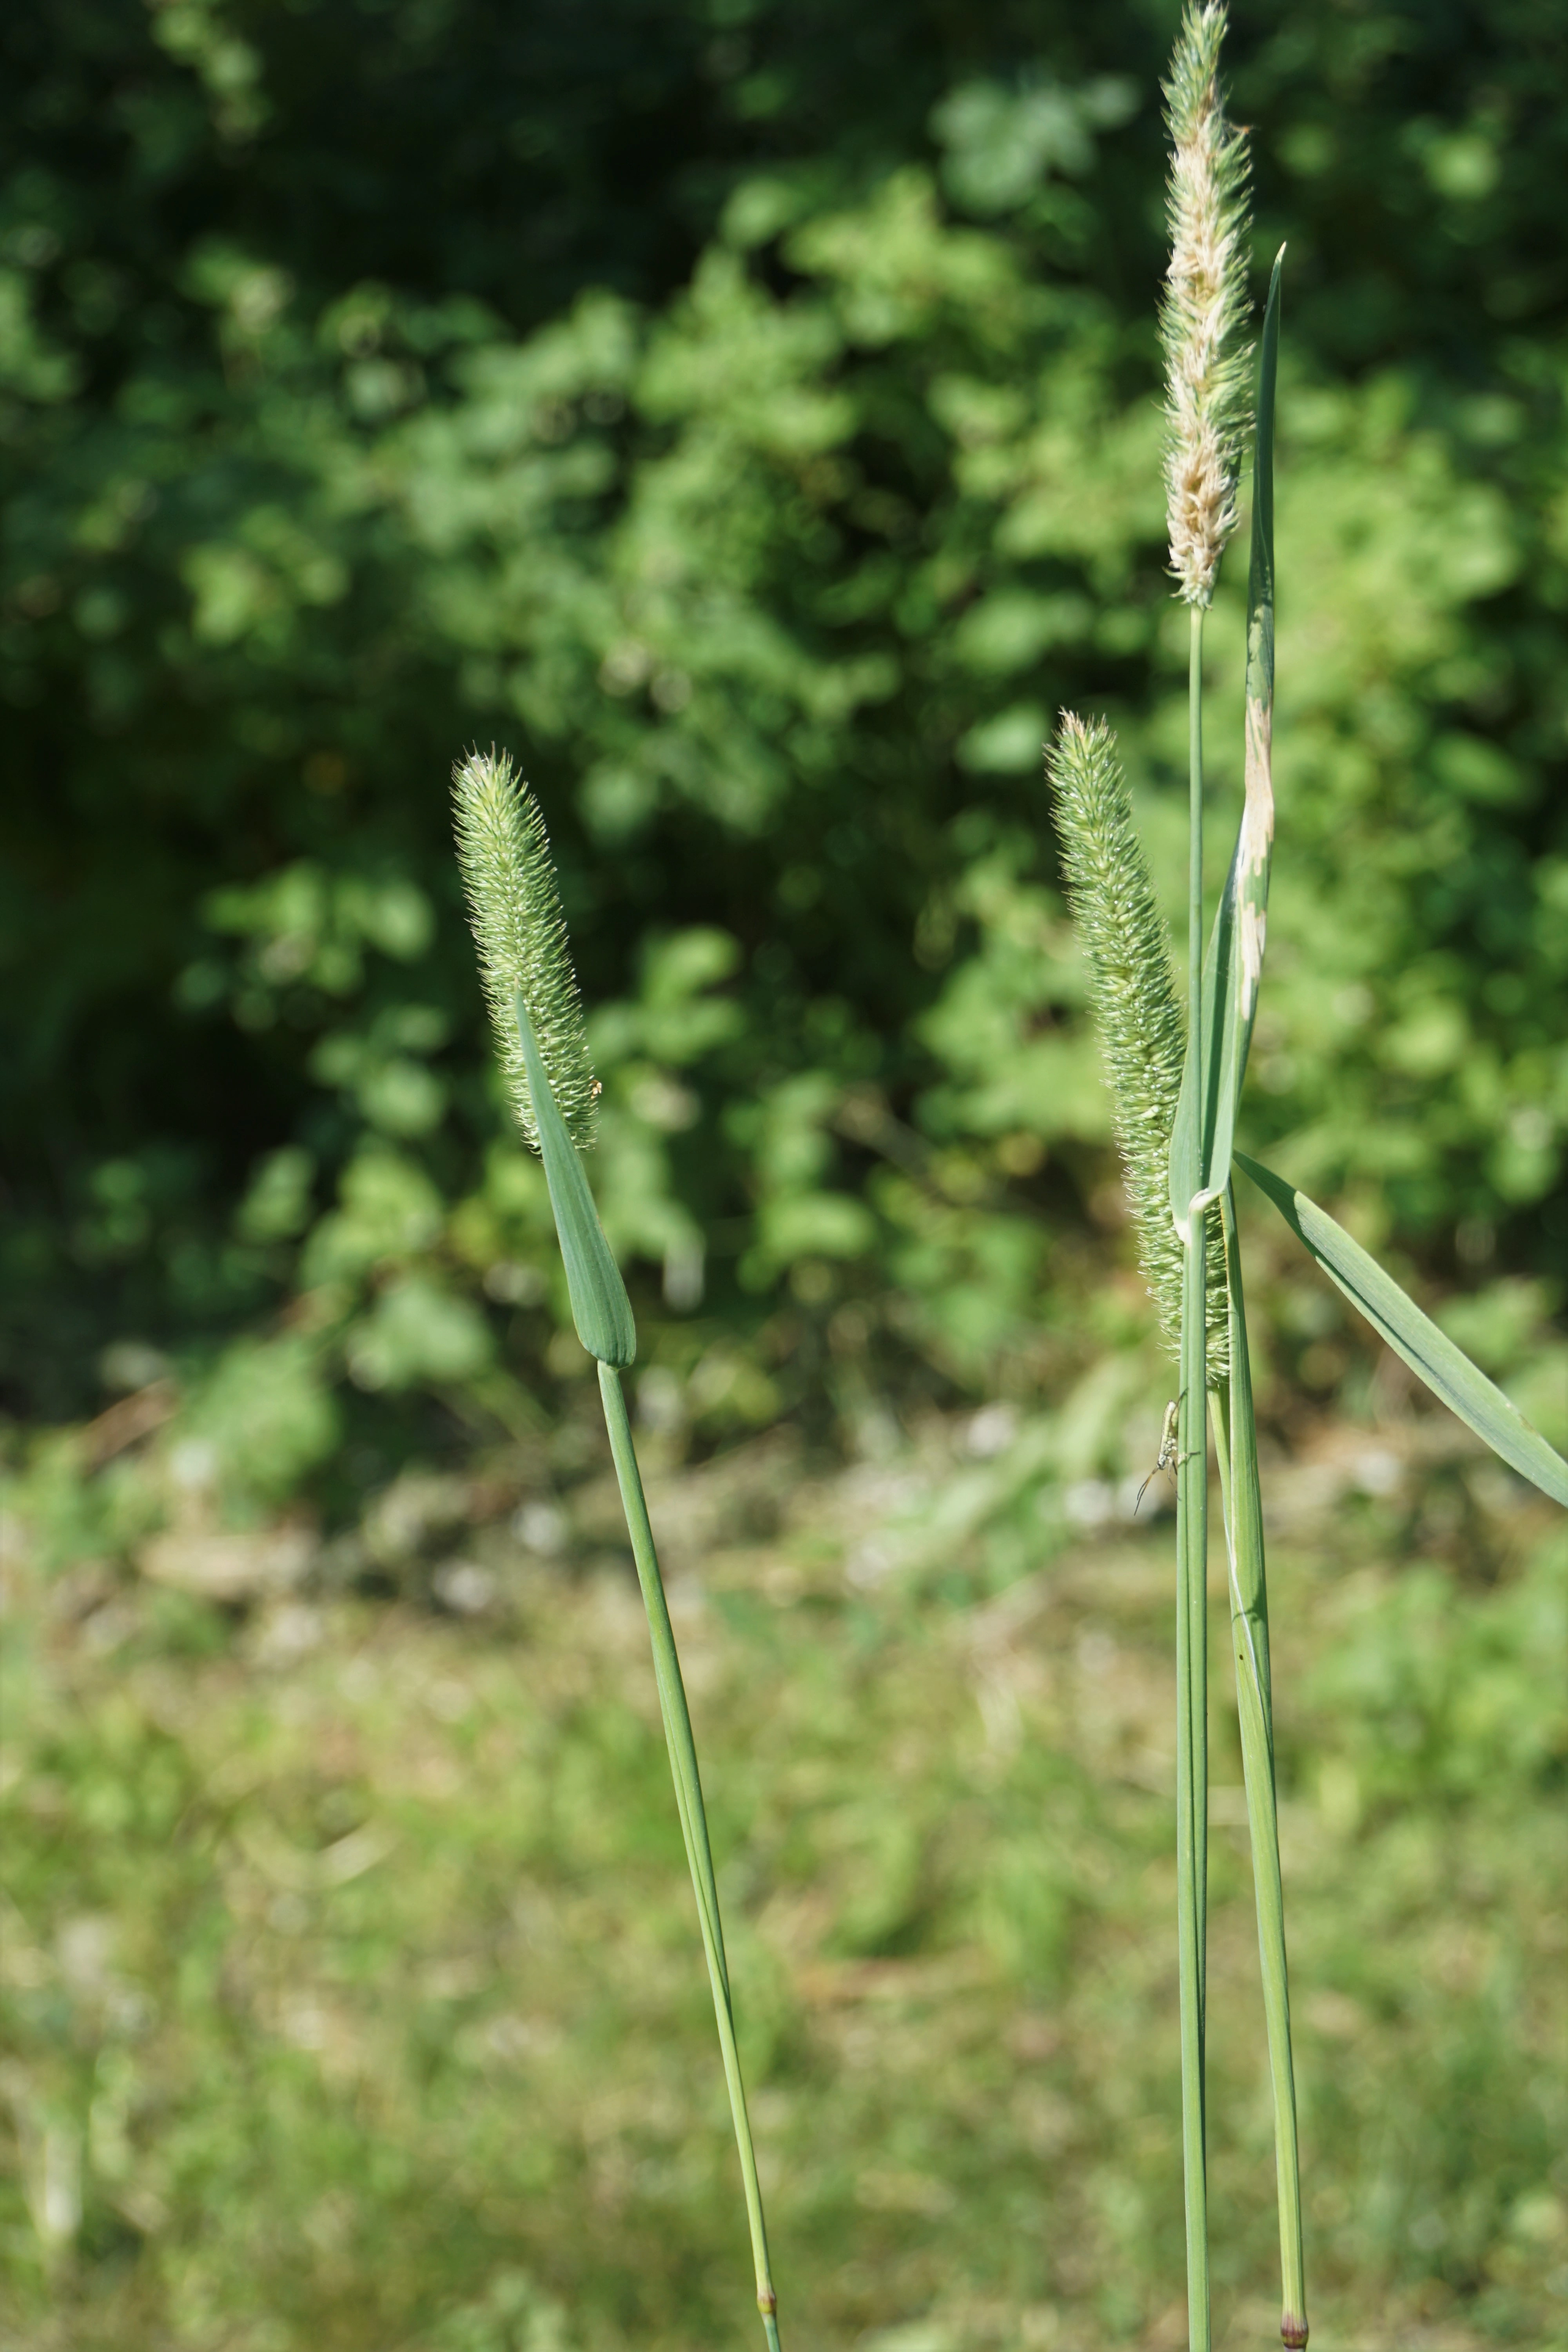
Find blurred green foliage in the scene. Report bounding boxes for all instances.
[2,0,1566,1506]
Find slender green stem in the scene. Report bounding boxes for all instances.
[1214,1194,1308,2349]
[1176,1231,1210,2352]
[1189,606,1205,1042]
[1175,598,1210,2352]
[1187,599,1208,2013]
[597,1362,781,2349]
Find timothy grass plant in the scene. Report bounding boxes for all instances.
[452,748,784,2352]
[1051,7,1568,2350]
[449,27,1568,2350]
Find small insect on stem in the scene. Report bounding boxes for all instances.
[1137,1397,1196,1511]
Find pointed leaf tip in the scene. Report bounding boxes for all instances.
[1236,1152,1568,1507]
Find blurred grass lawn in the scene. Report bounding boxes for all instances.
[2,1391,1565,2352]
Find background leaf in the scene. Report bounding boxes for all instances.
[0,2,1562,1504]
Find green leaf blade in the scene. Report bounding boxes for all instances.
[1236,1151,1568,1507]
[516,993,637,1368]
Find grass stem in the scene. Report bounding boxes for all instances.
[1213,1193,1308,2348]
[1189,605,1206,1021]
[597,1361,782,2348]
[1176,598,1211,2352]
[1176,1238,1210,2352]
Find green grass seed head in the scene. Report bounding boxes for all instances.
[1048,713,1228,1381]
[452,746,599,1154]
[1161,0,1252,609]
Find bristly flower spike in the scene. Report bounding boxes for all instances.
[1161,0,1252,608]
[452,745,632,1370]
[1048,713,1228,1381]
[452,746,599,1155]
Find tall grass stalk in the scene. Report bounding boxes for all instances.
[1164,0,1252,2329]
[452,748,783,2350]
[1176,604,1212,2352]
[1055,9,1311,2347]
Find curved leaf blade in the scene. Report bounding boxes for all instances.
[1235,1151,1568,1506]
[515,992,636,1368]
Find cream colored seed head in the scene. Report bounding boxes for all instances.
[451,746,599,1154]
[1160,1,1252,607]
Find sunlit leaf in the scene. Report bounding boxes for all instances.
[1236,1151,1568,1506]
